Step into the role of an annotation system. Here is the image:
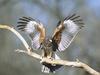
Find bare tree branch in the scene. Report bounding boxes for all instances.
[0,25,100,75]
[0,25,30,52]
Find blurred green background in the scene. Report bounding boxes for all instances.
[0,0,100,75]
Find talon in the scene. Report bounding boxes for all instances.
[47,56,53,59]
[49,58,56,66]
[50,57,54,61]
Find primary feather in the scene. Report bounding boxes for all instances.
[52,14,84,51]
[17,17,45,50]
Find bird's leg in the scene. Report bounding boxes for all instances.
[41,49,44,58]
[40,49,46,63]
[47,50,53,59]
[47,50,56,66]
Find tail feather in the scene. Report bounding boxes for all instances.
[42,65,50,73]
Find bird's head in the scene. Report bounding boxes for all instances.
[42,37,52,50]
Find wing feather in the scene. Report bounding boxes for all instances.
[17,17,45,50]
[52,14,84,51]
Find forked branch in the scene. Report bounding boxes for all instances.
[0,25,100,75]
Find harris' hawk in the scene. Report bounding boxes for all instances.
[17,13,84,73]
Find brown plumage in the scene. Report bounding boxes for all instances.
[17,13,84,73]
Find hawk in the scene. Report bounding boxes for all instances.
[17,13,84,73]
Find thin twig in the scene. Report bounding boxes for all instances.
[0,25,100,75]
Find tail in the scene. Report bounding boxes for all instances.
[41,54,62,73]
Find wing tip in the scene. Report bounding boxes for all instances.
[64,13,84,29]
[17,16,35,31]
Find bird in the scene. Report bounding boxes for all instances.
[17,13,84,73]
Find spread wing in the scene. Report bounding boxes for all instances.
[52,14,84,51]
[17,17,45,50]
